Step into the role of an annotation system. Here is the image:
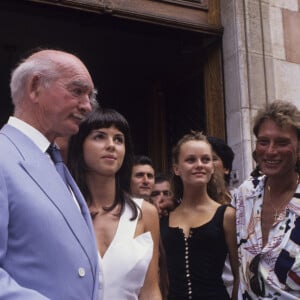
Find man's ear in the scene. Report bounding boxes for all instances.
[224,168,230,175]
[28,74,41,102]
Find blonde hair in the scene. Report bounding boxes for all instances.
[253,100,300,139]
[253,100,300,173]
[171,131,229,204]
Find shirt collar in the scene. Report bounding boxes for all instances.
[8,116,50,153]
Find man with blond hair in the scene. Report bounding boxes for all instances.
[234,100,300,299]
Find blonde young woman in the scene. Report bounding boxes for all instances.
[67,107,162,300]
[160,131,239,300]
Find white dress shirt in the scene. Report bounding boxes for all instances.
[8,116,80,210]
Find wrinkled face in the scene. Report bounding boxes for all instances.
[83,126,125,177]
[212,151,229,178]
[173,140,214,186]
[150,181,175,217]
[255,119,299,178]
[130,164,155,199]
[34,58,94,141]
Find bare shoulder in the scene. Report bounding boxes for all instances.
[141,200,159,217]
[223,205,236,234]
[140,200,159,231]
[224,205,236,223]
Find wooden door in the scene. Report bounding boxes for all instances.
[3,0,225,173]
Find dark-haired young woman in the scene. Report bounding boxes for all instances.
[68,107,162,300]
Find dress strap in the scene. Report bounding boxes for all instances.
[114,197,143,240]
[213,204,229,228]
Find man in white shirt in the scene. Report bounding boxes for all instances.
[130,155,155,202]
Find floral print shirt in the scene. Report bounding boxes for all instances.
[232,175,300,299]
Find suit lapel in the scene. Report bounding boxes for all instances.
[63,165,95,233]
[1,125,98,274]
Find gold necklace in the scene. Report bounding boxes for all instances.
[267,174,299,221]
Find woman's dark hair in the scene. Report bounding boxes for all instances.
[67,107,138,220]
[207,136,235,185]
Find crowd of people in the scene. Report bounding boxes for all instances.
[0,48,299,300]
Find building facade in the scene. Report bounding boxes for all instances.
[222,0,300,186]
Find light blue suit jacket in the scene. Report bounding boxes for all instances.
[0,125,100,299]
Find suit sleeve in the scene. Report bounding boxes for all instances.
[0,167,50,299]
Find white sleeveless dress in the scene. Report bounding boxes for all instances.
[98,198,153,300]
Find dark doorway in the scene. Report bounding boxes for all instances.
[0,0,210,171]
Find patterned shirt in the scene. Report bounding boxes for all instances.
[232,175,300,299]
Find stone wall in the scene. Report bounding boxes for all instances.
[221,0,300,188]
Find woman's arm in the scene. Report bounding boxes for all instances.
[224,206,239,300]
[139,201,162,300]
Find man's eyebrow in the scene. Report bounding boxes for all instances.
[256,136,269,140]
[67,80,88,89]
[67,80,96,93]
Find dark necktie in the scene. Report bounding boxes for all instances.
[47,145,67,184]
[47,144,91,223]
